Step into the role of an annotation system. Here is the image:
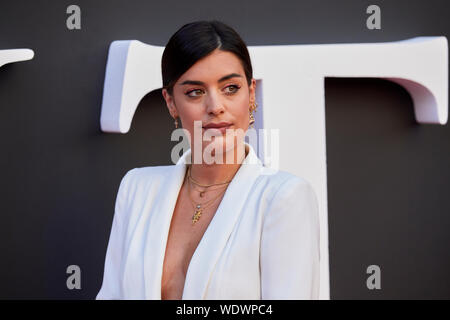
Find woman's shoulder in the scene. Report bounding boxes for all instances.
[118,164,177,188]
[258,166,313,191]
[257,168,319,226]
[256,166,317,211]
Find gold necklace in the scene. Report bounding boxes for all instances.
[189,177,229,197]
[186,177,228,225]
[187,165,231,197]
[188,166,232,188]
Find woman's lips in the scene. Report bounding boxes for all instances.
[202,124,233,134]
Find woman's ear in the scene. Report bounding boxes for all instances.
[249,78,257,104]
[162,88,178,118]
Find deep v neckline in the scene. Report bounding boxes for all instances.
[160,147,249,300]
[160,167,225,300]
[142,142,262,299]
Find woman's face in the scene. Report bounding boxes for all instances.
[162,49,256,163]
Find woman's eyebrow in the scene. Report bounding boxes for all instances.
[179,73,242,86]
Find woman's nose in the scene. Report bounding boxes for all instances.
[205,92,225,115]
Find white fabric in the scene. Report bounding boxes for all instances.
[96,143,320,300]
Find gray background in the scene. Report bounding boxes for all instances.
[0,0,449,299]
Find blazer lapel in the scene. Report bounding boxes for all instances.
[182,143,263,299]
[142,142,263,299]
[142,156,187,299]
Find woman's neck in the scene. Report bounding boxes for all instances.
[188,144,249,186]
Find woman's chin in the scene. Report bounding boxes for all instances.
[202,136,239,162]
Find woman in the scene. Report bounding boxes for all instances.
[96,20,320,300]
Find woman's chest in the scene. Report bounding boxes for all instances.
[160,187,221,299]
[122,178,271,299]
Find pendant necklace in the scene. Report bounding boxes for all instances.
[185,149,247,224]
[186,166,230,225]
[188,183,226,224]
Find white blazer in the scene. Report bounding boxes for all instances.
[96,143,320,300]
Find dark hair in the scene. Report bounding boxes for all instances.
[161,20,253,96]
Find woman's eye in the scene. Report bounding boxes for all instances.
[186,89,203,97]
[224,84,241,94]
[185,85,240,98]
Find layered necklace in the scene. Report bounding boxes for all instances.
[186,165,232,225]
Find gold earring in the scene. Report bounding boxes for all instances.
[249,101,257,128]
[174,117,179,128]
